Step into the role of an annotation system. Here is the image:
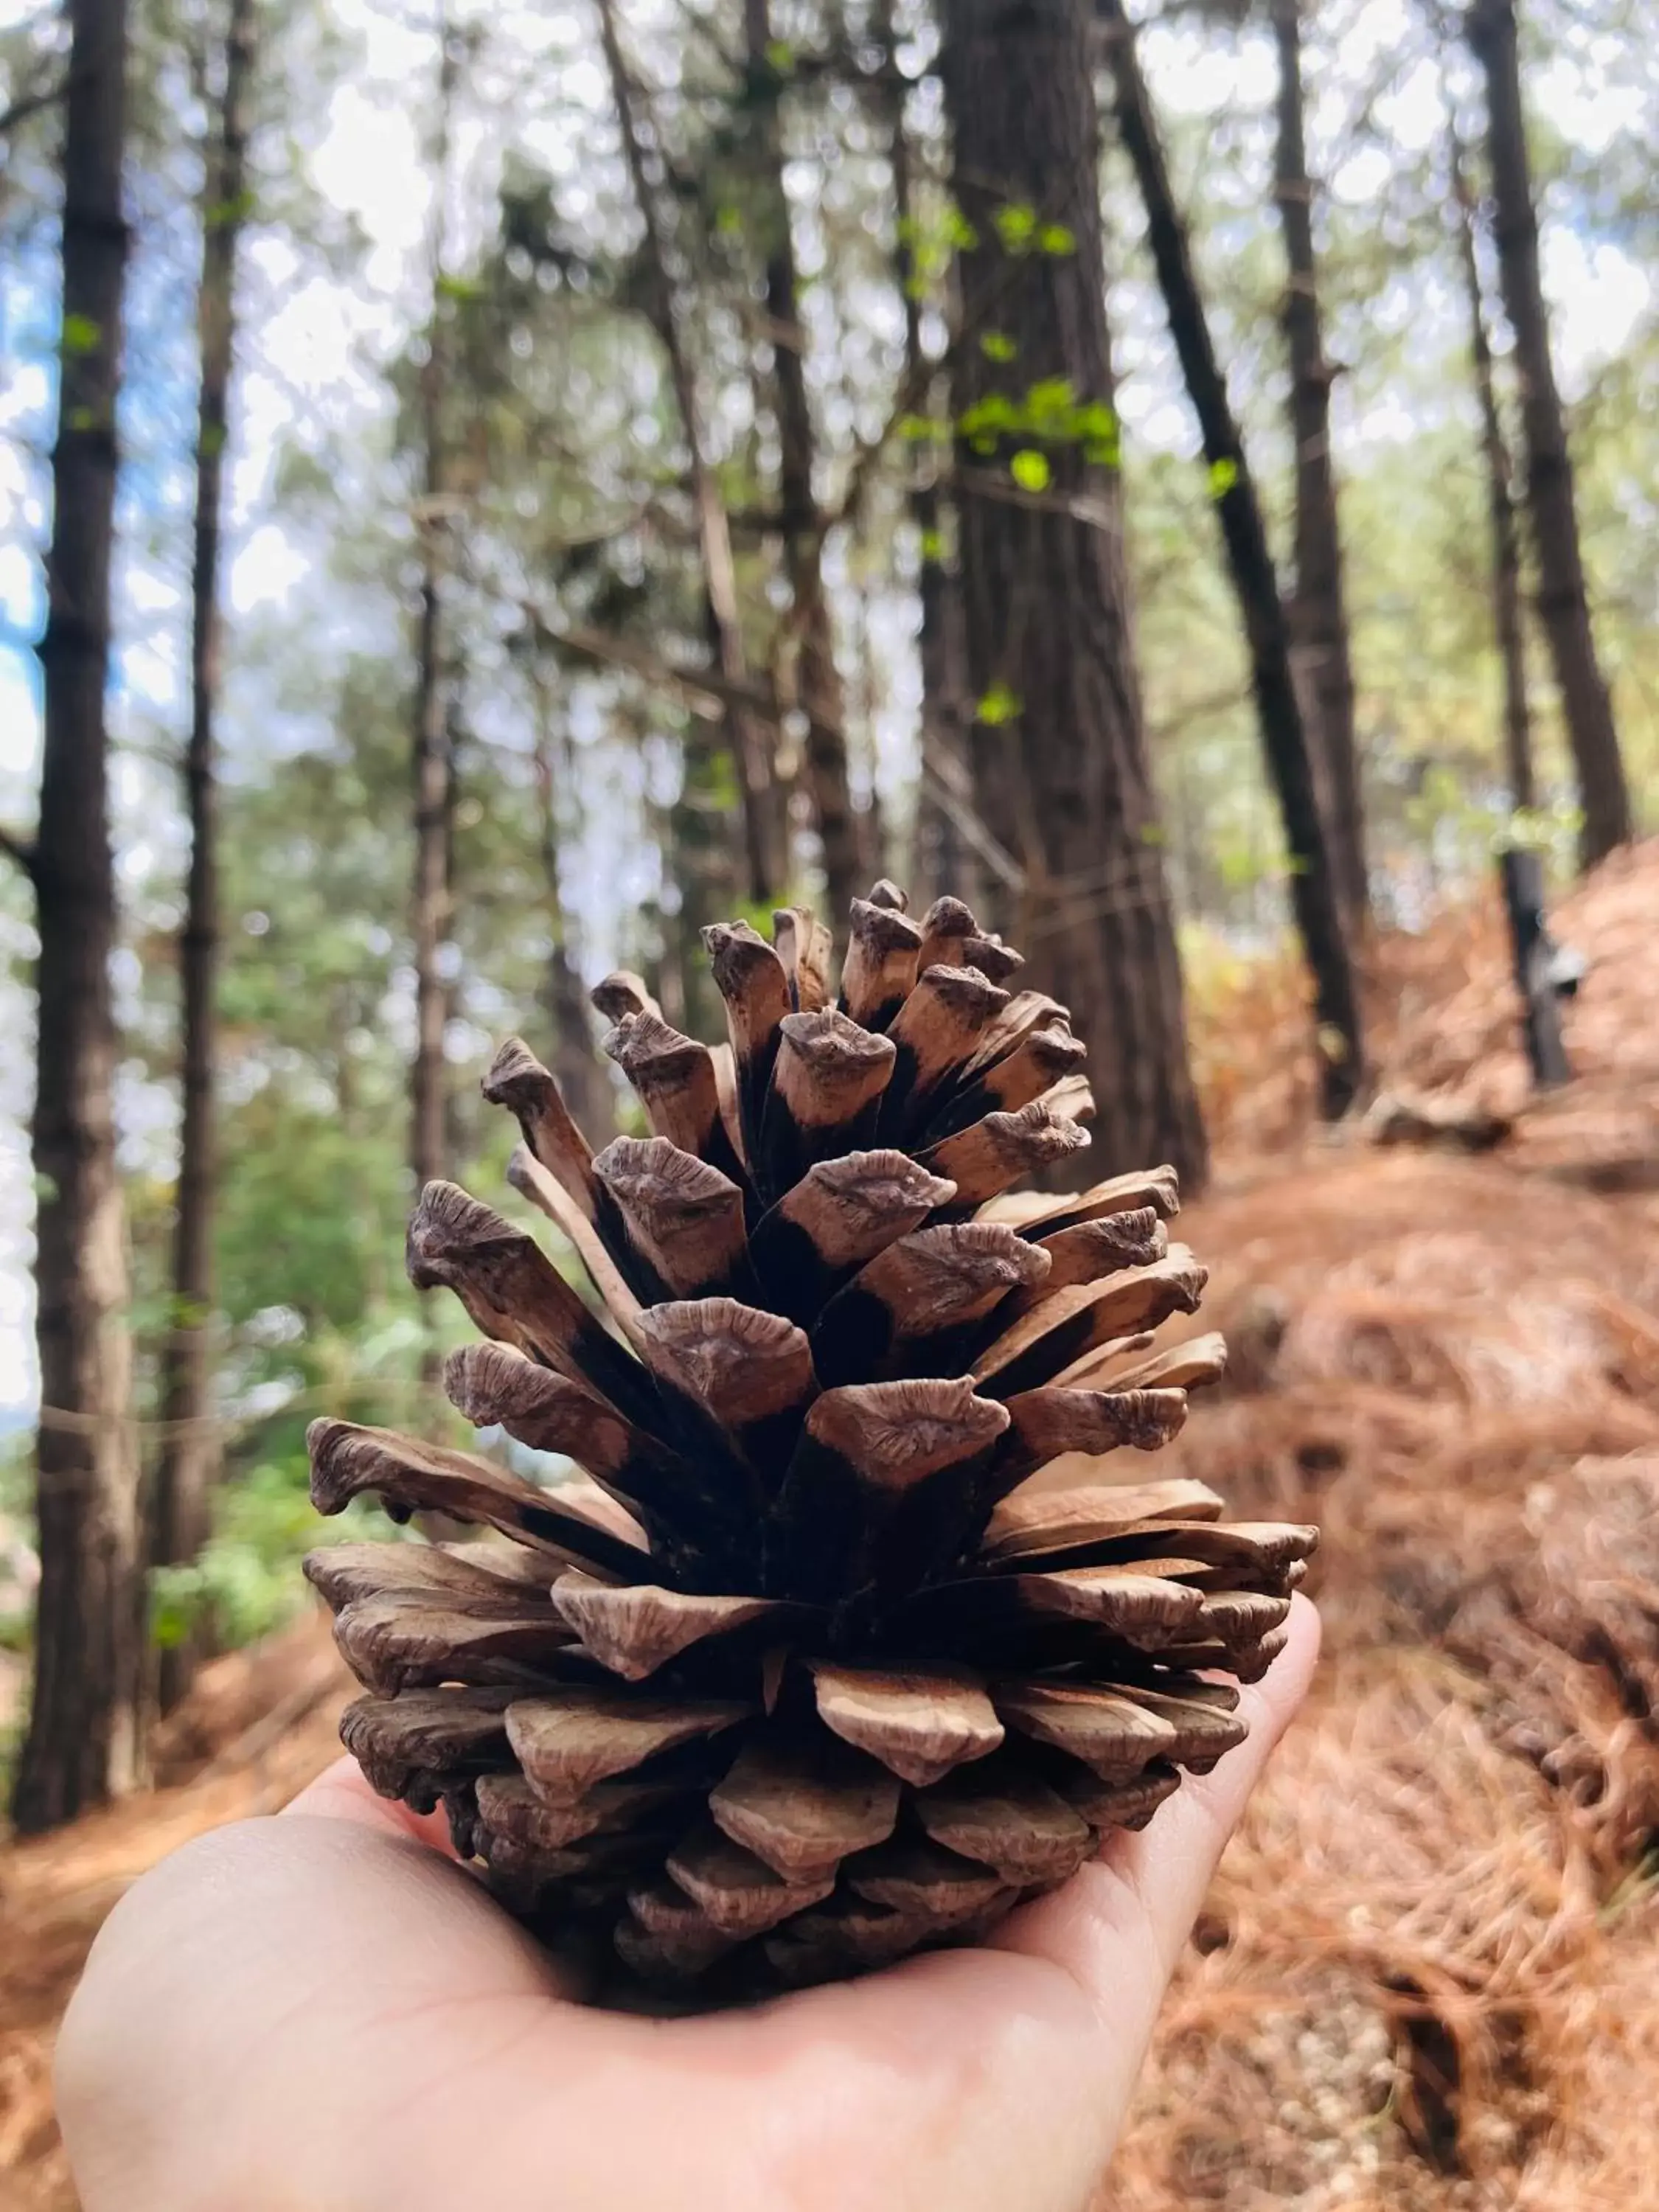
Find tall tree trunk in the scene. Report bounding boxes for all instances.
[1272,0,1368,929]
[878,0,971,908]
[1450,123,1534,811]
[940,0,1207,1189]
[530,678,614,1140]
[1468,0,1631,866]
[595,0,785,907]
[151,0,257,1715]
[11,0,142,1833]
[743,0,863,922]
[1102,0,1364,1115]
[410,23,459,1217]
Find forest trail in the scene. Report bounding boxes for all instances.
[4,850,1659,2210]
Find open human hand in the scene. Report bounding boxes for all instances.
[58,1594,1316,2212]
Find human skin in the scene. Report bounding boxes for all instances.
[57,1595,1318,2212]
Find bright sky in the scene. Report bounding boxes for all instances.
[0,0,1648,1416]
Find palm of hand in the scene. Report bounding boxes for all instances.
[58,1598,1315,2212]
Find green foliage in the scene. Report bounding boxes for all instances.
[60,313,103,356]
[150,1458,406,1655]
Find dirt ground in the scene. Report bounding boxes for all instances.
[4,846,1658,2211]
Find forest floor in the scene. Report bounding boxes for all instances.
[3,843,1658,2212]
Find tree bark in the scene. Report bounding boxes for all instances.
[1102,0,1363,1116]
[877,0,972,910]
[1468,0,1630,866]
[410,24,459,1211]
[11,0,143,1832]
[940,0,1207,1189]
[595,0,785,908]
[531,678,615,1141]
[1449,124,1534,811]
[1272,0,1368,930]
[743,0,864,924]
[151,0,257,1714]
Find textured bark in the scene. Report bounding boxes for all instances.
[1450,127,1534,810]
[880,0,971,908]
[940,0,1207,1187]
[1272,0,1368,928]
[596,0,785,905]
[531,688,615,1144]
[743,0,863,923]
[410,27,459,1206]
[1468,0,1630,866]
[12,0,143,1832]
[1103,1,1363,1116]
[152,0,257,1714]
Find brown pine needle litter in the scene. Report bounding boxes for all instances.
[5,844,1659,2207]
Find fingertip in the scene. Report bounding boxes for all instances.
[1104,1589,1320,1969]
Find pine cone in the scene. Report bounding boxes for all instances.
[305,884,1315,1999]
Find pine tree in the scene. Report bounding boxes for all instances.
[939,0,1208,1186]
[11,0,143,1831]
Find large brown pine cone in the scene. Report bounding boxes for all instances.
[305,884,1315,2000]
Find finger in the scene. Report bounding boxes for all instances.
[993,1592,1321,2003]
[283,1753,462,1857]
[1110,1590,1321,1970]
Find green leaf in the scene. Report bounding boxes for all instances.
[1023,377,1077,434]
[919,527,945,561]
[898,412,948,443]
[435,272,484,305]
[979,331,1018,363]
[715,204,744,236]
[942,204,979,252]
[765,38,794,72]
[957,393,1018,440]
[60,313,102,356]
[1037,223,1077,255]
[1010,448,1051,493]
[975,684,1022,726]
[205,187,257,230]
[992,201,1037,251]
[1207,456,1239,499]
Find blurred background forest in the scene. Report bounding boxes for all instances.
[2,0,1658,2196]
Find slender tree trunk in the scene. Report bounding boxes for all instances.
[11,0,142,1833]
[595,0,785,907]
[878,0,971,908]
[411,24,459,1217]
[1102,0,1363,1115]
[1271,0,1368,929]
[530,679,614,1140]
[151,0,257,1714]
[743,0,863,922]
[941,0,1206,1188]
[1468,0,1630,866]
[1450,124,1534,810]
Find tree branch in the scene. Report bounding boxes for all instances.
[0,75,69,137]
